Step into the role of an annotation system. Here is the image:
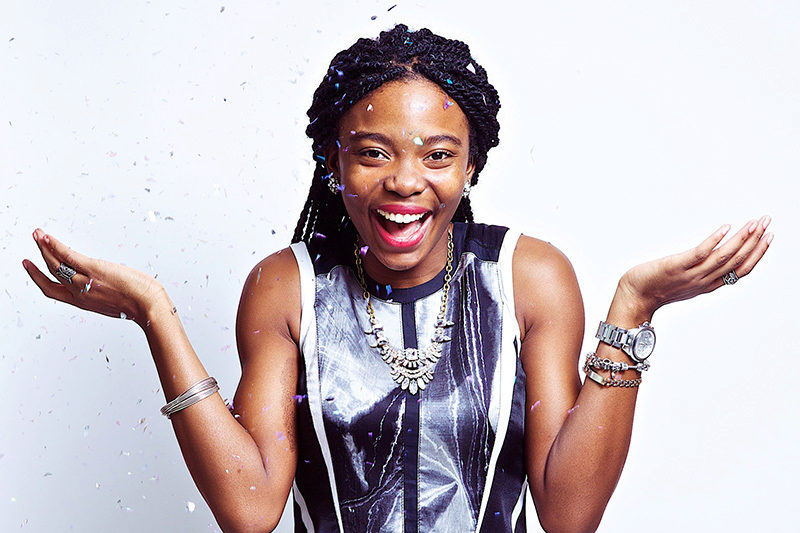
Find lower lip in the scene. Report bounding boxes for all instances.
[372,212,431,249]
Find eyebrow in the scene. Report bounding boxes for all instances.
[345,131,463,147]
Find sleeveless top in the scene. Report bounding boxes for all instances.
[289,223,528,532]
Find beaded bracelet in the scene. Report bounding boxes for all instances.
[585,352,651,374]
[583,363,642,388]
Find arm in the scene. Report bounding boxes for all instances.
[515,217,772,533]
[23,229,300,533]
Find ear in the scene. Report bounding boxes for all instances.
[465,156,476,183]
[325,143,340,176]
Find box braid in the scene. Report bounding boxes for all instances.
[291,24,501,244]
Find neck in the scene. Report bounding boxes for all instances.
[360,225,452,289]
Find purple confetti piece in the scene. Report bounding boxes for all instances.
[443,99,454,110]
[530,400,541,411]
[567,404,579,414]
[360,245,369,256]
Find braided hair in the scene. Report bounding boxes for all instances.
[291,24,501,244]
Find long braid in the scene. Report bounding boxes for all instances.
[292,24,500,244]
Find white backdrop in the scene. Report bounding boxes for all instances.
[2,1,798,531]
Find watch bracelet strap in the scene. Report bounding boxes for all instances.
[596,321,634,349]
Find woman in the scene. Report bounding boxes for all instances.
[23,25,772,532]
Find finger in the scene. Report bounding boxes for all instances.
[705,215,771,281]
[680,223,731,269]
[704,231,773,293]
[41,231,94,272]
[33,229,93,285]
[22,259,73,302]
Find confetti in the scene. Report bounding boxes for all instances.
[388,4,397,10]
[443,99,454,110]
[466,63,476,74]
[370,15,377,20]
[413,136,423,146]
[186,501,196,513]
[256,267,262,283]
[360,245,369,256]
[366,103,373,111]
[219,6,225,12]
[446,78,453,85]
[530,400,541,411]
[119,312,127,320]
[385,285,392,295]
[567,404,579,414]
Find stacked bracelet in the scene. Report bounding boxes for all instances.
[585,352,650,374]
[160,377,219,419]
[583,363,642,388]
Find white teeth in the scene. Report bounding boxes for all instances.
[376,209,425,224]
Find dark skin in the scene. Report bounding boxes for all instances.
[23,78,773,532]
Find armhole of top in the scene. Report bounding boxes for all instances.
[290,242,315,353]
[498,229,522,343]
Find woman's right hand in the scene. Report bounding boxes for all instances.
[22,228,167,328]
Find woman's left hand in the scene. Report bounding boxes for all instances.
[618,215,773,317]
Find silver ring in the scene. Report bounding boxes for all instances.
[722,269,739,286]
[55,262,77,284]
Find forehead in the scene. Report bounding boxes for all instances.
[337,78,470,138]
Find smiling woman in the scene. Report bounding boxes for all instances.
[20,21,775,533]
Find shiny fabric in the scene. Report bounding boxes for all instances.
[290,223,527,532]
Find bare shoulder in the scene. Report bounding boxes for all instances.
[236,246,302,362]
[511,235,584,340]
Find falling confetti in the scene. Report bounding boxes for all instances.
[360,245,369,256]
[186,501,196,513]
[256,267,262,284]
[413,136,423,146]
[567,404,579,414]
[530,400,541,411]
[119,312,127,320]
[443,99,454,110]
[366,103,373,111]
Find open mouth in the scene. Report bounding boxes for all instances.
[373,207,432,248]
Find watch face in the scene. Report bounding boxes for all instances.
[632,330,656,361]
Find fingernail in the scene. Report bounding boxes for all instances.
[748,220,758,234]
[719,224,730,236]
[766,233,774,245]
[761,215,771,230]
[32,230,38,241]
[22,259,28,270]
[44,234,50,244]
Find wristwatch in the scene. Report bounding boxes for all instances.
[595,321,656,363]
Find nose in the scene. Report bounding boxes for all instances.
[383,159,426,197]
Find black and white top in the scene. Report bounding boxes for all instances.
[289,223,527,532]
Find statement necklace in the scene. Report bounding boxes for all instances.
[353,230,455,395]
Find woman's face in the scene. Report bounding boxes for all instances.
[329,78,474,287]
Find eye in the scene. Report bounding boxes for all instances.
[426,150,453,161]
[360,149,388,160]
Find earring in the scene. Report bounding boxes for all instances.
[327,173,341,194]
[462,180,471,198]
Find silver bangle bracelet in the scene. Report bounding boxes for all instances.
[585,352,651,373]
[160,377,219,419]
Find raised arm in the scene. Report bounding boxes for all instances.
[23,229,300,532]
[515,217,772,532]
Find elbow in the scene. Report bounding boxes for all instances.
[536,501,606,533]
[533,490,606,533]
[538,515,603,533]
[213,500,284,533]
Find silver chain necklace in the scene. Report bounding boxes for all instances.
[353,230,455,395]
